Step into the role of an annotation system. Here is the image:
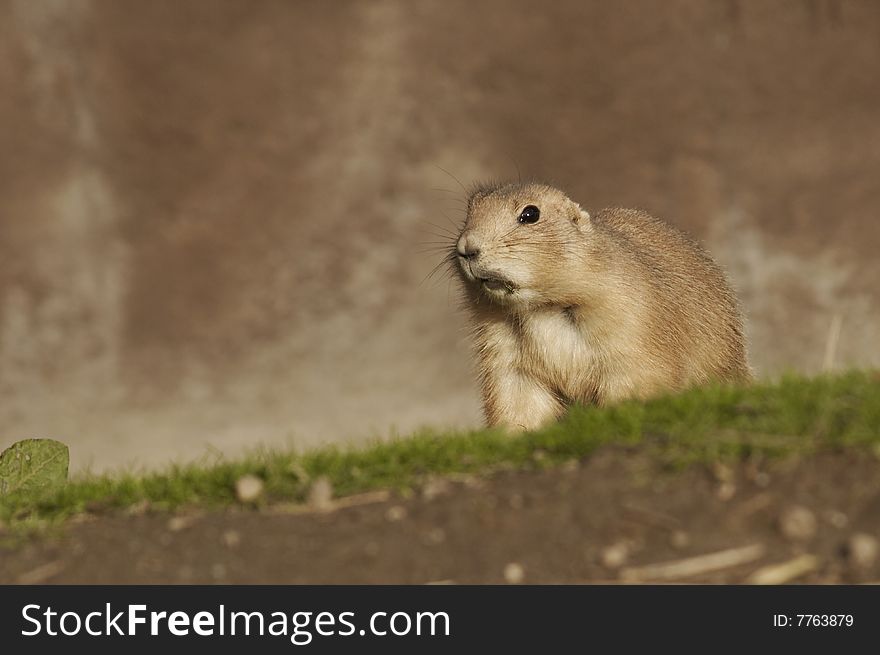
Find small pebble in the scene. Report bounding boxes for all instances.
[601,542,630,569]
[211,563,227,580]
[827,510,849,529]
[504,562,525,584]
[235,475,264,503]
[717,481,736,501]
[779,505,818,541]
[385,505,407,522]
[307,476,334,510]
[508,493,524,510]
[422,477,451,501]
[712,463,734,483]
[126,500,151,516]
[670,531,690,549]
[845,533,878,570]
[222,530,241,548]
[167,515,196,532]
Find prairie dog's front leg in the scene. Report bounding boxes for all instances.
[482,367,564,430]
[475,321,564,430]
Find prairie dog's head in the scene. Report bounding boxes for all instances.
[455,182,591,308]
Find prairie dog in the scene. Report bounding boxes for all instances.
[453,181,750,430]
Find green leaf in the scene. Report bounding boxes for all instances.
[0,439,69,496]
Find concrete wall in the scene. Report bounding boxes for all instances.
[1,0,878,470]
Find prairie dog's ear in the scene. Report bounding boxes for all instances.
[572,204,591,230]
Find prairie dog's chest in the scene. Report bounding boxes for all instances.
[516,310,594,384]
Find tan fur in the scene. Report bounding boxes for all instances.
[453,181,750,430]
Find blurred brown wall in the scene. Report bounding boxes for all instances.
[1,0,878,470]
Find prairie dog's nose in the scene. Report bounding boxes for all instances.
[456,232,481,259]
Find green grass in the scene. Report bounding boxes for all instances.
[1,371,879,532]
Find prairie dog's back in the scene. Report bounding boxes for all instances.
[591,208,750,383]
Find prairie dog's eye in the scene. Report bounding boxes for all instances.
[518,205,540,224]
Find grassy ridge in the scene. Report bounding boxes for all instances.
[1,372,879,530]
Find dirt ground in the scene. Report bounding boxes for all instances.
[3,448,879,584]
